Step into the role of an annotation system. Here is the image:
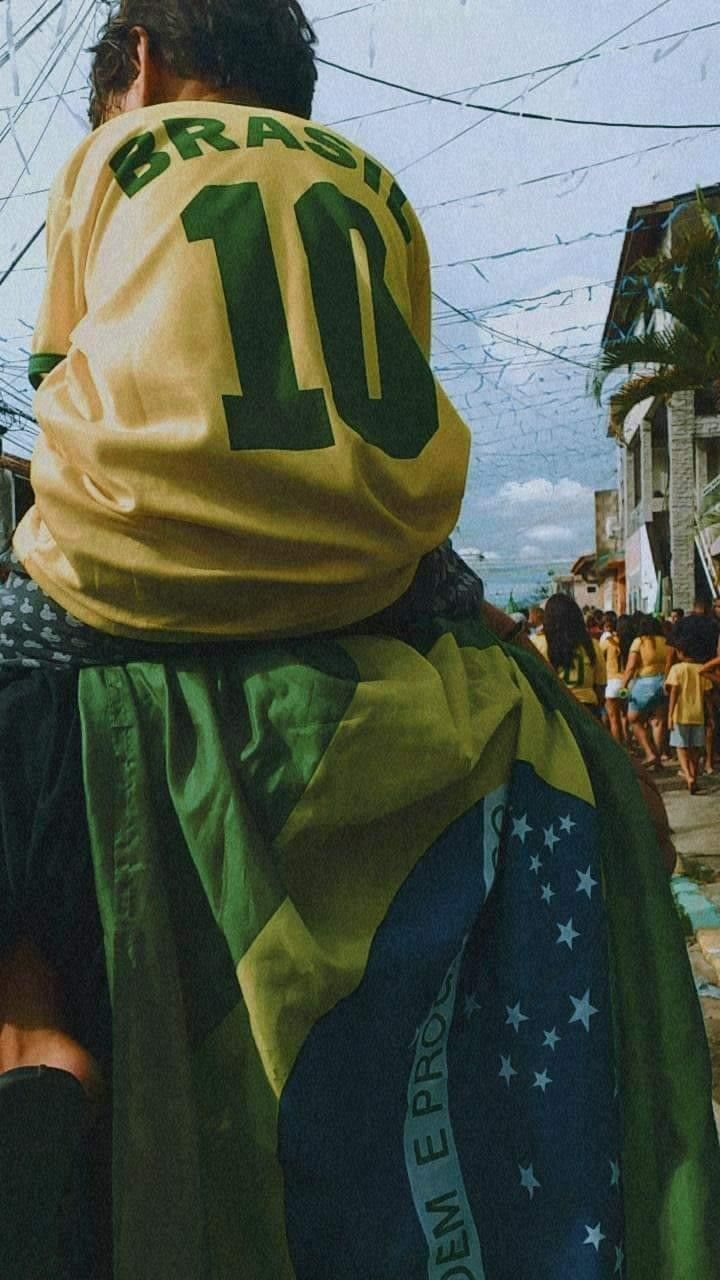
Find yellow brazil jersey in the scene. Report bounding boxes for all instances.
[531,633,607,705]
[14,103,470,641]
[665,661,711,726]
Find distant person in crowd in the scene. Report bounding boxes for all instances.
[531,594,606,716]
[585,609,604,640]
[665,640,713,794]
[527,605,544,635]
[669,607,684,627]
[599,612,625,744]
[600,610,617,642]
[622,614,668,768]
[668,598,720,665]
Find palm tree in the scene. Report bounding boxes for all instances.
[591,193,720,432]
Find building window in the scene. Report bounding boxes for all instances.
[694,387,718,416]
[651,408,669,498]
[631,439,642,509]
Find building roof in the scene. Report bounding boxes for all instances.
[571,553,596,577]
[601,182,720,346]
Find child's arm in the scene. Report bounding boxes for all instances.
[666,684,679,726]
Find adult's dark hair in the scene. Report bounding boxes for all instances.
[88,0,318,128]
[671,606,684,619]
[616,614,636,666]
[636,613,664,640]
[543,593,595,673]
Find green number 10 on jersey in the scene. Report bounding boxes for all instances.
[181,182,439,460]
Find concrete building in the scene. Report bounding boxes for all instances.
[603,186,720,613]
[594,488,625,612]
[0,452,32,553]
[551,555,601,611]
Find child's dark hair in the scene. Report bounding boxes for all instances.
[88,0,318,128]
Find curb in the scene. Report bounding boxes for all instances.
[697,929,720,986]
[671,877,720,985]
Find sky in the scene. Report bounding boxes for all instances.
[0,0,718,571]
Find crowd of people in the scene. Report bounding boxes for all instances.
[522,594,720,794]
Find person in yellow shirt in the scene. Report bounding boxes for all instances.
[531,593,606,715]
[621,615,669,768]
[665,642,713,793]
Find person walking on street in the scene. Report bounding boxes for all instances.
[600,612,625,744]
[668,604,720,775]
[531,594,606,716]
[622,614,668,768]
[665,642,713,794]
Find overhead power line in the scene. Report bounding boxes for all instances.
[329,19,720,128]
[317,58,720,131]
[311,3,376,22]
[418,129,716,213]
[394,0,677,174]
[432,292,594,371]
[433,222,640,271]
[0,222,45,289]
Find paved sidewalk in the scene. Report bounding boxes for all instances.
[656,768,720,1111]
[657,769,720,877]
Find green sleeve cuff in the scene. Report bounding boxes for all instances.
[28,352,65,390]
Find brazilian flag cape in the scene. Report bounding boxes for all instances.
[78,617,720,1280]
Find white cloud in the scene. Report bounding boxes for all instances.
[497,477,593,507]
[458,546,484,559]
[518,544,547,562]
[524,523,576,545]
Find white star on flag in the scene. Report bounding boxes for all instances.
[512,814,533,843]
[529,853,542,875]
[499,1054,517,1086]
[614,1244,625,1274]
[584,1223,606,1252]
[506,1001,529,1032]
[559,814,576,834]
[464,992,482,1021]
[543,824,560,851]
[542,1027,560,1051]
[569,989,599,1031]
[532,1069,552,1093]
[576,865,599,899]
[556,918,580,950]
[609,1159,621,1188]
[540,882,555,904]
[518,1163,541,1199]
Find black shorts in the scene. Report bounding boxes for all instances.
[0,666,111,1066]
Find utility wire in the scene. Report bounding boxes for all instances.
[434,222,638,271]
[393,0,677,174]
[418,129,716,213]
[433,291,594,371]
[312,2,376,23]
[328,20,719,128]
[0,222,44,289]
[0,0,95,290]
[318,57,719,130]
